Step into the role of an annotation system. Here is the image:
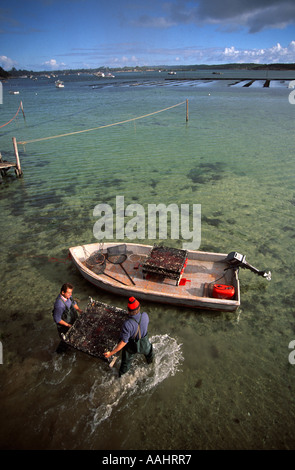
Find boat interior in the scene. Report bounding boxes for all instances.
[73,243,240,302]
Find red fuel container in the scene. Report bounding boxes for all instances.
[212,284,235,299]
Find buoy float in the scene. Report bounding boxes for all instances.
[212,284,235,299]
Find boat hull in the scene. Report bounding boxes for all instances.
[69,243,240,311]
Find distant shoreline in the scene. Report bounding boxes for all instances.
[2,62,295,79]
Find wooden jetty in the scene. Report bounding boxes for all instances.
[0,137,23,180]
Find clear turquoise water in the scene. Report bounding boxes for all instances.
[0,71,295,449]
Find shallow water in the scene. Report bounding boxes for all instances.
[0,71,295,450]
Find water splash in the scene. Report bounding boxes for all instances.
[88,334,183,431]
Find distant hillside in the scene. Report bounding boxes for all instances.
[204,63,295,71]
[163,63,295,72]
[4,62,295,77]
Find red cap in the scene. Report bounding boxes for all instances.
[128,297,140,310]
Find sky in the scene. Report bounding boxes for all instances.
[1,0,295,71]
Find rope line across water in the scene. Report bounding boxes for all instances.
[18,101,187,145]
[0,101,25,129]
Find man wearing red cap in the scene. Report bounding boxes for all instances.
[104,297,154,376]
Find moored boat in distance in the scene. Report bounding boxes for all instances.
[69,242,243,311]
[55,80,64,88]
[93,71,105,77]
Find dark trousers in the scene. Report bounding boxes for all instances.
[119,334,154,376]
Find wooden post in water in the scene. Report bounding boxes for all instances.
[186,99,189,122]
[12,137,22,177]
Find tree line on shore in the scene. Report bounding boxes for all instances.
[1,63,295,79]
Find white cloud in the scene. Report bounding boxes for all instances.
[108,55,140,67]
[42,58,66,70]
[51,37,295,69]
[123,40,295,66]
[219,41,295,63]
[116,41,295,66]
[0,55,17,70]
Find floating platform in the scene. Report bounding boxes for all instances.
[63,298,129,362]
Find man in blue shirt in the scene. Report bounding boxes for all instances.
[52,283,82,338]
[104,297,154,376]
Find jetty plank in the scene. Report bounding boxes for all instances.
[0,162,17,170]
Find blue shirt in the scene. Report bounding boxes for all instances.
[53,295,76,324]
[120,311,149,343]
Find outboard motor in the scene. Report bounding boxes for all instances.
[225,252,271,281]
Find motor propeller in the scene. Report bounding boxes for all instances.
[225,252,271,281]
